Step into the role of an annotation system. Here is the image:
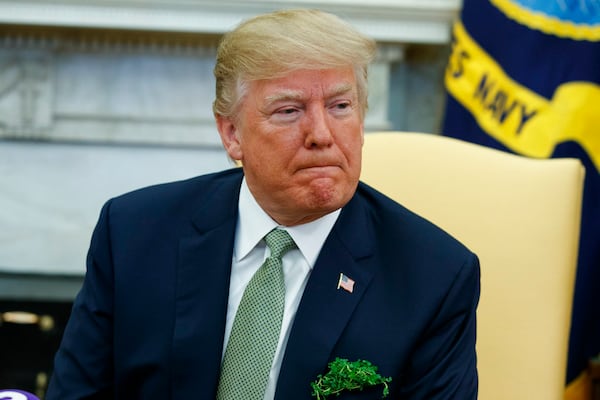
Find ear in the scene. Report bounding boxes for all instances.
[215,114,243,161]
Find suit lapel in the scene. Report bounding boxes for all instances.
[275,194,376,399]
[171,171,242,399]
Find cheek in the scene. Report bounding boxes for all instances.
[342,133,364,163]
[242,137,291,177]
[257,135,301,166]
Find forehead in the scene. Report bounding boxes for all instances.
[251,68,358,100]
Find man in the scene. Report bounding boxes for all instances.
[47,9,480,399]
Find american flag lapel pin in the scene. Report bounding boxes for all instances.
[337,272,355,293]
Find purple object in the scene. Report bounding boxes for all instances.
[0,390,40,400]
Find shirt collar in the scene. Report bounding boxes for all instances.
[235,177,341,268]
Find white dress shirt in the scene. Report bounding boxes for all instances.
[222,178,340,400]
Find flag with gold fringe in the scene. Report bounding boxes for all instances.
[441,0,600,397]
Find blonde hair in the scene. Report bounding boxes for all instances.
[213,9,377,119]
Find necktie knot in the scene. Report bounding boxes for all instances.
[265,228,296,260]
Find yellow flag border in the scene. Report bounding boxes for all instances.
[445,20,600,172]
[491,0,600,42]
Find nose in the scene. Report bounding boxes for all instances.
[303,106,334,148]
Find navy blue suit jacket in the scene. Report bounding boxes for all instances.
[47,168,480,399]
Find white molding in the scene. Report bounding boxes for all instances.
[0,0,460,44]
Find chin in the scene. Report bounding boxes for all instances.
[306,186,353,211]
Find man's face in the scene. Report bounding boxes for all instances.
[216,67,364,226]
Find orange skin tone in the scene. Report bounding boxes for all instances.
[216,68,364,227]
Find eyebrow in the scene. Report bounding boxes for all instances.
[264,82,355,106]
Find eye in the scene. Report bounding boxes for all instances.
[271,106,301,122]
[330,101,353,115]
[278,107,298,115]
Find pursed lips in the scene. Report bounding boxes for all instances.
[297,164,342,176]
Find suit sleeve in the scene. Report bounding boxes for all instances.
[46,200,116,400]
[399,252,481,399]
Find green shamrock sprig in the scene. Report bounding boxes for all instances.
[310,357,392,399]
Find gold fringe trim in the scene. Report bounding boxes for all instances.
[490,0,600,42]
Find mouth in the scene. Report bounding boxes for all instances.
[297,165,342,177]
[299,164,340,171]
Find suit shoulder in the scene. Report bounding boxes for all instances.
[355,181,474,259]
[112,168,240,205]
[103,168,242,221]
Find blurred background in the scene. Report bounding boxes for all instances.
[1,1,598,399]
